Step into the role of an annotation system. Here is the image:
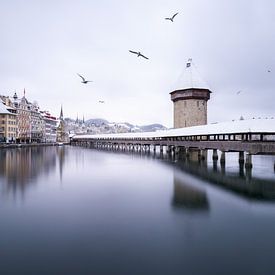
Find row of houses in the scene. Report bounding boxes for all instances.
[0,91,67,143]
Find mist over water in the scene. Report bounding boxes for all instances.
[1,146,275,275]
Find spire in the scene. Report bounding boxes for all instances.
[172,58,210,91]
[23,88,26,98]
[186,58,192,68]
[82,115,85,124]
[60,105,63,120]
[76,114,78,123]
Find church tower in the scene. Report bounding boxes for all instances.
[59,105,64,120]
[170,59,211,128]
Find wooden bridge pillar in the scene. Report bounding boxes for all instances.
[245,153,253,169]
[174,146,180,156]
[177,147,186,159]
[188,149,200,162]
[197,149,201,160]
[239,161,245,178]
[185,148,190,158]
[200,149,207,161]
[213,159,218,172]
[172,146,176,155]
[220,151,226,164]
[212,149,218,160]
[239,151,245,164]
[220,151,226,174]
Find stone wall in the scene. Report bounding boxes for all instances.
[174,99,207,128]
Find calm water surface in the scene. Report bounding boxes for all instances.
[1,146,275,275]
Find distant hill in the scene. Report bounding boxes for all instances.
[85,118,109,126]
[65,117,167,134]
[83,118,167,131]
[140,124,167,132]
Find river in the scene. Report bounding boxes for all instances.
[1,146,275,275]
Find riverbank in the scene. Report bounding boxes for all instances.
[0,142,70,149]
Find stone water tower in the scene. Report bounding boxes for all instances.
[170,59,211,128]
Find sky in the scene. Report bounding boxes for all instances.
[0,0,274,127]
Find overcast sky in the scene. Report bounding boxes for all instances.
[0,0,274,127]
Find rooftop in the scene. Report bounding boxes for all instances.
[171,59,210,91]
[0,101,13,115]
[73,118,275,139]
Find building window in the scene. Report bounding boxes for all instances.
[184,101,187,107]
[197,101,199,107]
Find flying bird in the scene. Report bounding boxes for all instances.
[77,73,93,84]
[165,12,179,22]
[236,90,242,95]
[98,100,105,103]
[268,70,271,73]
[129,50,149,60]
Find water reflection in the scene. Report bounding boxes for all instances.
[172,173,209,211]
[0,146,66,196]
[1,146,275,275]
[172,153,275,201]
[96,145,275,201]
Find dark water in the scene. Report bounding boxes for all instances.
[1,146,275,275]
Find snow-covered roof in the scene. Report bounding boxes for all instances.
[171,59,210,91]
[73,118,275,140]
[0,101,13,114]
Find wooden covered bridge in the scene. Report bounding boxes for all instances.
[71,118,275,168]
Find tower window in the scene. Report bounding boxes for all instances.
[197,101,199,107]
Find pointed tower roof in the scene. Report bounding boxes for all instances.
[172,59,210,91]
[60,105,64,120]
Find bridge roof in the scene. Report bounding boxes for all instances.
[171,59,210,92]
[73,118,275,139]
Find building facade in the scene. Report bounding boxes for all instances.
[41,111,57,143]
[170,59,211,128]
[1,91,59,143]
[0,100,17,142]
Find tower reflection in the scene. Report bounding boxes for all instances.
[172,172,209,211]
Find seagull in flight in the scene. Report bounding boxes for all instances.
[236,90,242,95]
[129,50,149,60]
[77,73,93,84]
[165,12,179,22]
[98,100,105,103]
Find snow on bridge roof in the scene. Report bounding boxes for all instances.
[73,118,275,140]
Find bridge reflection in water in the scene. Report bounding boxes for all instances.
[168,149,275,202]
[0,145,274,203]
[86,144,275,203]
